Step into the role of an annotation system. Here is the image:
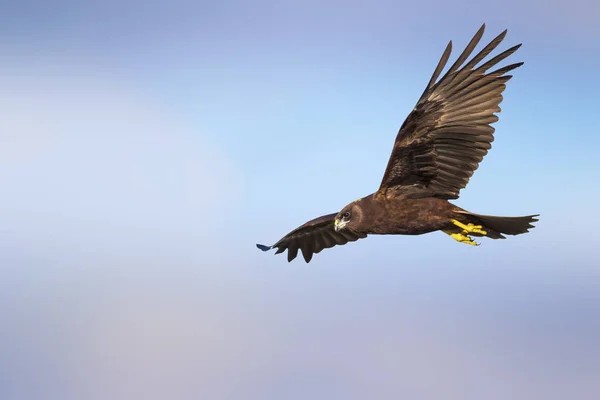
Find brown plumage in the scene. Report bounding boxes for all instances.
[257,24,539,263]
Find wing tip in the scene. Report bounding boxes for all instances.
[256,244,272,252]
[302,252,313,263]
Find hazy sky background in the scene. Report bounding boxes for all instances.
[1,0,599,399]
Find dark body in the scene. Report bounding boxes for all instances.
[349,194,457,236]
[257,25,539,263]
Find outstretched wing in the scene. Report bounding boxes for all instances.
[256,213,367,263]
[379,24,523,199]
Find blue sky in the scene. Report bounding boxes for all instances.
[1,1,599,399]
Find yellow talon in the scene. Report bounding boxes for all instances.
[443,230,479,246]
[451,219,487,235]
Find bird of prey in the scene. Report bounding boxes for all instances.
[257,24,539,263]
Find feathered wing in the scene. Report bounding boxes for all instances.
[379,24,523,199]
[257,213,367,263]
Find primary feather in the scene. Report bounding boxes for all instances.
[379,24,523,200]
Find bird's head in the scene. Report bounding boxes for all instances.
[334,200,364,233]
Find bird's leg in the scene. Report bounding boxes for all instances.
[443,230,479,246]
[451,219,487,235]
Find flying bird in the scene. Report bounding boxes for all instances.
[257,24,539,263]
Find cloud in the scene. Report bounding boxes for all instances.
[0,56,248,399]
[0,58,237,261]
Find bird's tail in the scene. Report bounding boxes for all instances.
[457,211,539,239]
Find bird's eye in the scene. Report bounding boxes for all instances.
[342,212,350,219]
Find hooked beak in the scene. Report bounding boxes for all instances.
[334,218,345,232]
